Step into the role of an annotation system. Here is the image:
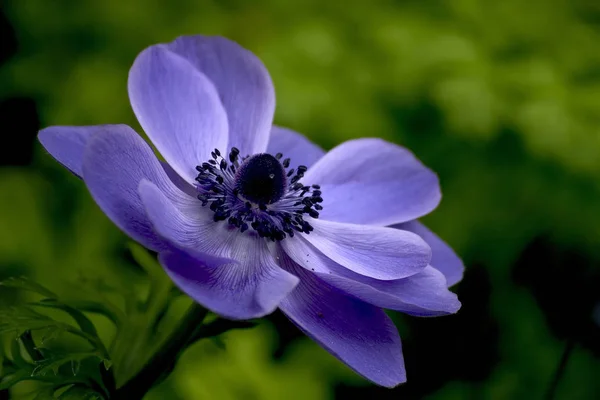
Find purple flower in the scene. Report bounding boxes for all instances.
[38,35,463,387]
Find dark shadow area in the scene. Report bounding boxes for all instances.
[268,309,306,359]
[0,7,39,168]
[0,97,40,166]
[333,265,499,399]
[512,236,600,357]
[0,9,17,65]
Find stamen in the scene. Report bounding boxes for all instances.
[195,148,323,241]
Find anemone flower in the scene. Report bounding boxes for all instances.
[39,35,463,387]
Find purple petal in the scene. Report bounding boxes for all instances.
[160,245,299,320]
[167,36,275,156]
[283,238,460,316]
[395,221,464,287]
[266,126,325,170]
[137,179,228,254]
[276,250,405,387]
[303,218,430,280]
[139,180,299,319]
[38,125,105,177]
[128,44,228,184]
[81,125,195,252]
[304,138,441,226]
[161,162,196,197]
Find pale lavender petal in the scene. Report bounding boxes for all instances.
[167,36,275,155]
[303,138,441,226]
[128,44,228,184]
[140,180,299,319]
[38,125,105,177]
[395,220,464,287]
[137,179,228,255]
[81,125,195,252]
[266,126,325,170]
[160,245,298,320]
[320,267,460,317]
[303,218,430,280]
[276,250,405,387]
[282,238,460,316]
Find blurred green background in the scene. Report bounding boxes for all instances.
[1,0,599,399]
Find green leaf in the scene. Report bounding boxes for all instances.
[128,242,162,279]
[32,350,103,377]
[71,358,81,376]
[102,358,112,371]
[0,339,4,376]
[39,325,63,345]
[0,306,71,338]
[32,299,99,337]
[57,384,105,400]
[0,360,16,379]
[0,304,109,359]
[10,336,30,368]
[32,386,56,400]
[62,275,127,327]
[0,369,31,390]
[0,305,58,336]
[62,299,122,328]
[20,330,43,361]
[0,276,57,298]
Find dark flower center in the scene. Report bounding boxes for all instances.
[234,153,286,205]
[194,148,323,241]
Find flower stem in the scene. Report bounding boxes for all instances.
[113,303,209,400]
[545,338,575,400]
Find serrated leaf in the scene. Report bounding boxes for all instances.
[0,305,58,336]
[70,358,81,376]
[32,299,99,337]
[62,276,126,328]
[40,325,63,345]
[0,304,108,359]
[102,358,112,370]
[63,300,122,327]
[0,276,57,299]
[32,351,102,377]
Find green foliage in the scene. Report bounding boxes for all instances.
[56,385,105,400]
[147,323,364,400]
[0,278,110,398]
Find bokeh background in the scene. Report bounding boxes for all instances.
[1,0,600,399]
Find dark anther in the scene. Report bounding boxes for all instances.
[195,149,323,241]
[229,147,240,163]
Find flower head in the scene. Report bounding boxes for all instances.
[38,35,463,387]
